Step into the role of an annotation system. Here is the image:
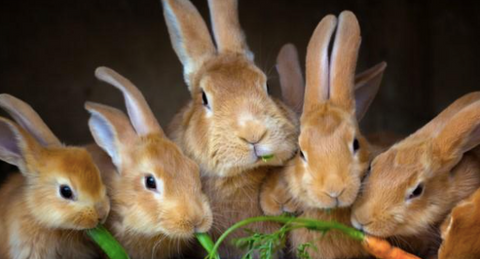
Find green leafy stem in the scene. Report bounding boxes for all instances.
[202,215,365,259]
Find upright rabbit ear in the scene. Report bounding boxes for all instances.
[0,94,61,147]
[329,11,361,113]
[208,0,253,60]
[0,117,40,172]
[434,100,480,163]
[353,62,387,121]
[276,43,305,114]
[85,102,136,170]
[304,15,337,115]
[162,0,216,87]
[95,67,164,137]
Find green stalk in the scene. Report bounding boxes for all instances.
[86,225,130,259]
[260,154,275,162]
[206,216,365,259]
[195,232,220,259]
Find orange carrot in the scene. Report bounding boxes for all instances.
[362,235,421,259]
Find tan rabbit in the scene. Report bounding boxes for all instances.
[351,92,480,256]
[162,0,298,257]
[438,186,480,259]
[0,94,110,259]
[261,11,387,259]
[85,67,212,259]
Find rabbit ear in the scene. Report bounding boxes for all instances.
[208,0,253,60]
[434,100,480,163]
[85,102,136,170]
[276,43,305,114]
[329,11,361,113]
[414,92,480,140]
[162,0,216,87]
[95,67,164,137]
[353,62,387,121]
[304,15,337,114]
[0,117,41,172]
[0,94,61,147]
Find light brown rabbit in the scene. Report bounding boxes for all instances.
[162,0,298,257]
[276,42,396,155]
[351,92,480,256]
[438,186,480,259]
[0,94,110,259]
[85,67,212,259]
[260,12,387,259]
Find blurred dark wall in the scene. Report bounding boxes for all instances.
[0,0,479,175]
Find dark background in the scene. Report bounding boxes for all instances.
[1,0,479,176]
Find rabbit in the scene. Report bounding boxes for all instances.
[85,66,213,259]
[161,0,298,257]
[260,11,387,259]
[351,92,480,256]
[438,184,480,259]
[0,94,110,259]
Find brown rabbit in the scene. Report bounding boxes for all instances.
[351,92,480,256]
[0,94,110,259]
[85,67,212,259]
[261,11,387,259]
[162,0,298,257]
[438,181,480,259]
[276,42,397,155]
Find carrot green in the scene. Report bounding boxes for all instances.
[204,215,421,259]
[260,154,275,162]
[86,225,130,259]
[195,232,220,259]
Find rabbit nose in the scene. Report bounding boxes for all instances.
[96,202,110,224]
[193,216,211,233]
[325,188,345,199]
[351,214,372,231]
[237,120,267,144]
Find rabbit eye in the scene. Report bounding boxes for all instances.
[59,185,74,200]
[353,138,360,152]
[362,163,372,182]
[407,183,424,200]
[201,90,210,109]
[299,150,306,161]
[145,175,157,190]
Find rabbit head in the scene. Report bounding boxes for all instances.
[277,12,386,209]
[162,0,298,177]
[0,94,109,230]
[439,188,480,259]
[352,92,480,238]
[86,67,212,239]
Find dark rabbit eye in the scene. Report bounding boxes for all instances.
[201,90,209,107]
[145,175,157,190]
[299,150,306,161]
[353,138,360,152]
[60,185,74,200]
[407,183,424,200]
[362,163,372,182]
